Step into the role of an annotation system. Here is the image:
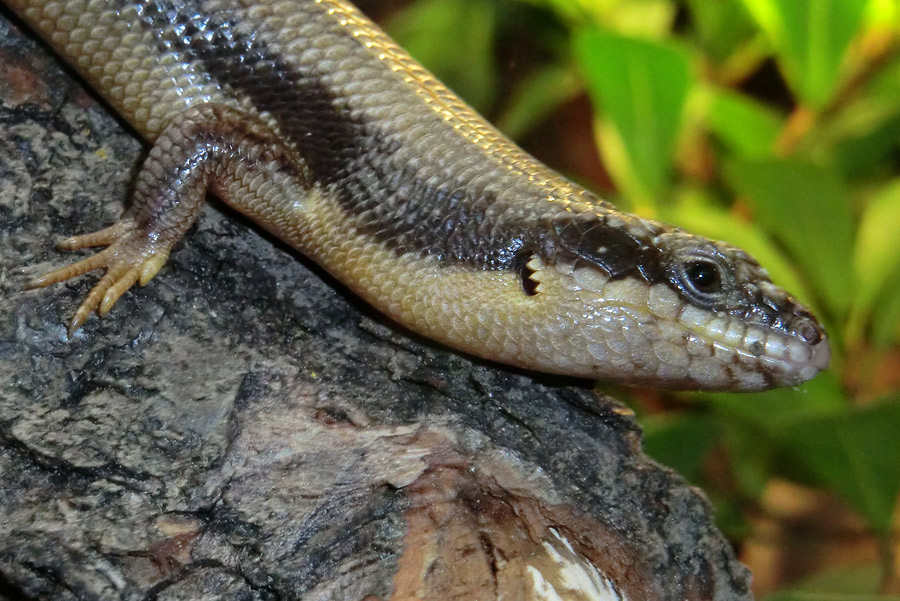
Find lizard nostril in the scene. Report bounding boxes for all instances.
[791,315,823,344]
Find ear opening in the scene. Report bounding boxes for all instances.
[519,255,540,297]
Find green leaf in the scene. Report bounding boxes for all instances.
[865,0,900,28]
[769,561,886,597]
[830,114,900,179]
[726,158,855,317]
[388,0,499,113]
[719,419,776,499]
[853,180,900,304]
[870,266,900,346]
[574,29,692,209]
[518,0,607,26]
[848,180,900,344]
[706,492,752,540]
[595,0,676,38]
[803,58,900,178]
[684,0,756,61]
[496,64,582,140]
[641,413,719,483]
[707,87,785,158]
[523,0,676,36]
[781,400,900,535]
[740,0,870,108]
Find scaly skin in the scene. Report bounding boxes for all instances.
[11,0,830,390]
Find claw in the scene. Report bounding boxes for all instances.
[67,269,119,335]
[139,249,170,286]
[27,217,173,335]
[64,261,147,336]
[99,265,141,315]
[57,222,131,250]
[25,248,116,290]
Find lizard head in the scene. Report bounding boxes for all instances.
[519,214,830,390]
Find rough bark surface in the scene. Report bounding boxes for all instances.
[0,9,754,601]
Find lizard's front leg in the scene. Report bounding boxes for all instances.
[27,103,311,335]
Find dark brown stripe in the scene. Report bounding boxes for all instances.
[135,1,360,183]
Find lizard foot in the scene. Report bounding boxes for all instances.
[27,219,171,335]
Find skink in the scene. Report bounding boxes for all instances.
[8,0,830,390]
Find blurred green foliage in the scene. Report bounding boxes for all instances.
[385,0,900,597]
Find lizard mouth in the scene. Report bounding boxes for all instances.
[675,304,831,390]
[762,330,831,387]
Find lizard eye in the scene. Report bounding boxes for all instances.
[673,256,730,304]
[685,260,722,293]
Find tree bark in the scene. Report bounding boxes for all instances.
[0,9,753,601]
